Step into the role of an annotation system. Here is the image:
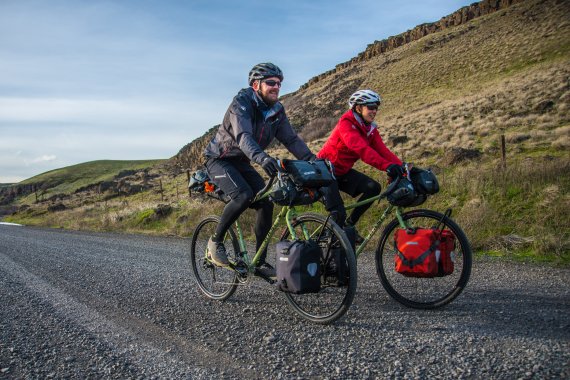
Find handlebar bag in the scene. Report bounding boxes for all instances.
[282,159,335,188]
[276,239,321,294]
[188,169,210,192]
[269,178,322,206]
[386,177,427,207]
[409,167,439,195]
[188,168,229,202]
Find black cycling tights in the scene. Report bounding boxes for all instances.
[213,192,274,262]
[324,169,381,228]
[345,179,381,226]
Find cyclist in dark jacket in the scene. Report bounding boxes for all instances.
[204,62,314,277]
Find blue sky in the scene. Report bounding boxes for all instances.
[0,0,472,183]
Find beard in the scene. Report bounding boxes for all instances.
[260,89,279,106]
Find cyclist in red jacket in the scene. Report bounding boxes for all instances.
[317,89,403,242]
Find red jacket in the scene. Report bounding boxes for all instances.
[317,110,402,176]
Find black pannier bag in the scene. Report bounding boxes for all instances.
[409,167,439,195]
[323,247,349,287]
[323,225,355,287]
[269,177,322,206]
[276,239,321,294]
[281,159,335,188]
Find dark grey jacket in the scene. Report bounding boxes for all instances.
[204,87,313,164]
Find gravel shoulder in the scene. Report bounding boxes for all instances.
[1,225,569,379]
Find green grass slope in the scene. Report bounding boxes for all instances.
[18,159,164,199]
[284,0,569,149]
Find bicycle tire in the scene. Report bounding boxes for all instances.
[375,209,472,309]
[190,216,239,301]
[279,212,357,324]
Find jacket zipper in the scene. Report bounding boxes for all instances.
[258,124,266,144]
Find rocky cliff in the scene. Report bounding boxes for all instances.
[298,0,525,91]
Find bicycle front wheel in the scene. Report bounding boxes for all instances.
[280,212,357,324]
[190,216,239,301]
[375,209,472,309]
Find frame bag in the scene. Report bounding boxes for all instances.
[276,240,321,294]
[394,228,455,278]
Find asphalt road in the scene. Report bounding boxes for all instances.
[1,225,568,379]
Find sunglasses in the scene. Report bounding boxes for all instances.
[262,79,282,88]
[365,104,379,111]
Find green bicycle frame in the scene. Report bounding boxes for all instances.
[342,193,407,258]
[230,189,311,270]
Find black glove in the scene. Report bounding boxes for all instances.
[386,164,404,179]
[261,156,280,177]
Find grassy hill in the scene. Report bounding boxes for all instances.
[283,0,569,157]
[3,0,569,263]
[1,160,164,208]
[20,160,164,193]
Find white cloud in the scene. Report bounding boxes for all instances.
[0,97,219,129]
[28,155,57,164]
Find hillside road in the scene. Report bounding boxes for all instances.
[1,225,568,379]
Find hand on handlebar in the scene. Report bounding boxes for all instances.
[386,164,405,179]
[261,156,280,177]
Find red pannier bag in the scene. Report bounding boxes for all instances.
[394,228,439,277]
[394,228,456,278]
[436,230,455,276]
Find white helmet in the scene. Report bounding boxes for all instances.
[348,89,381,109]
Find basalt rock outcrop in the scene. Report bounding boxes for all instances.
[169,125,218,172]
[299,0,525,91]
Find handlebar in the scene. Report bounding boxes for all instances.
[380,175,401,199]
[251,157,336,203]
[380,163,411,199]
[253,175,275,203]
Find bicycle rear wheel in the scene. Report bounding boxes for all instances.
[375,209,472,309]
[190,216,239,301]
[279,212,357,324]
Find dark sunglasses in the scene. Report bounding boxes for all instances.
[262,79,282,88]
[365,104,379,111]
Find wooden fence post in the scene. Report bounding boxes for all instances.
[501,134,507,169]
[187,170,191,196]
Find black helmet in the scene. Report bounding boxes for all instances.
[248,62,284,85]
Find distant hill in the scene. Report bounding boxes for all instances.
[0,160,164,208]
[173,0,569,170]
